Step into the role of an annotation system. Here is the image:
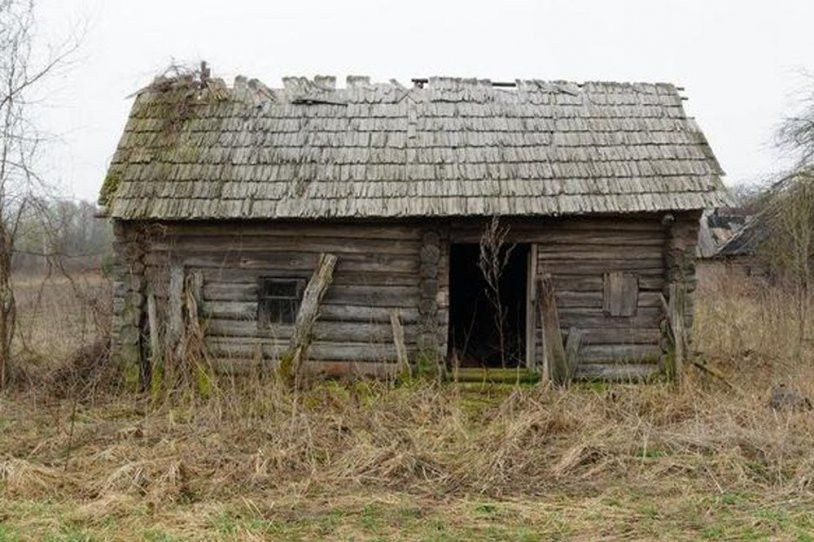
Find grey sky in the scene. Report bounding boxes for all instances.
[35,0,814,201]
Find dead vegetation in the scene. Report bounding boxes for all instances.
[1,269,813,539]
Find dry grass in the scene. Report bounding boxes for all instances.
[1,268,814,540]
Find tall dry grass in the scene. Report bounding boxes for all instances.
[0,272,814,516]
[0,265,812,517]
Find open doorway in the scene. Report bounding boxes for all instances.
[448,243,529,368]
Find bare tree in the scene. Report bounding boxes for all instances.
[478,216,515,368]
[0,0,78,388]
[759,170,814,354]
[777,73,814,171]
[756,76,814,356]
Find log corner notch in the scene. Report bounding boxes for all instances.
[280,253,337,386]
[660,212,699,384]
[537,273,574,386]
[110,222,148,390]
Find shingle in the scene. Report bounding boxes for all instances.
[102,75,727,219]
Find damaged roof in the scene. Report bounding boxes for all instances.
[101,73,728,220]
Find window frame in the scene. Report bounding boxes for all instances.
[257,277,306,327]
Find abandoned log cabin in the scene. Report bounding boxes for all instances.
[99,72,728,382]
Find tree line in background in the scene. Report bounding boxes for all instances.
[12,198,112,273]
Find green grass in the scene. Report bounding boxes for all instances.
[1,493,813,541]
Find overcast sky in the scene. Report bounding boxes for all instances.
[34,0,814,202]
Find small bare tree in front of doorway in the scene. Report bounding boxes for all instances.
[478,216,515,368]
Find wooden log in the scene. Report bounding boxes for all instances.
[390,309,410,377]
[202,300,421,324]
[211,358,398,378]
[537,274,568,385]
[198,267,418,286]
[564,327,583,382]
[579,327,661,345]
[575,363,660,381]
[557,308,662,328]
[555,291,661,309]
[286,253,338,385]
[146,289,160,366]
[207,337,397,362]
[207,318,417,344]
[202,281,418,307]
[167,263,185,361]
[146,251,417,274]
[152,235,420,256]
[163,222,421,241]
[182,270,205,362]
[668,282,686,382]
[579,344,662,363]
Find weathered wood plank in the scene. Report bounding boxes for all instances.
[166,263,184,359]
[575,363,660,381]
[538,248,663,260]
[538,274,568,385]
[580,344,662,363]
[555,290,659,309]
[202,282,419,308]
[564,327,583,382]
[558,307,662,328]
[145,251,418,273]
[202,301,421,323]
[164,223,422,240]
[668,282,686,382]
[288,253,338,383]
[207,337,399,362]
[602,272,638,317]
[152,235,421,255]
[390,310,410,376]
[210,358,398,378]
[539,259,665,273]
[207,318,418,343]
[551,274,663,290]
[146,290,160,365]
[197,267,419,286]
[579,327,661,345]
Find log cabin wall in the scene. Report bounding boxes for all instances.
[113,220,428,378]
[110,211,701,381]
[448,211,701,381]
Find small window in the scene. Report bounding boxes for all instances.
[603,272,638,317]
[258,278,305,326]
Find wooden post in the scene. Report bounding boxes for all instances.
[668,282,686,383]
[564,327,583,382]
[286,253,337,385]
[146,289,160,369]
[537,274,568,386]
[167,263,185,362]
[390,309,411,379]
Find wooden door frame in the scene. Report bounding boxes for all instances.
[525,244,538,370]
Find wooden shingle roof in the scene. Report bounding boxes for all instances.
[102,74,727,220]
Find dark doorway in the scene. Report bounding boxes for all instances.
[448,243,529,368]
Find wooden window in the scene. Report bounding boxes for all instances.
[603,272,638,317]
[257,278,305,326]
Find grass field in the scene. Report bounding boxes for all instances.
[1,266,813,541]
